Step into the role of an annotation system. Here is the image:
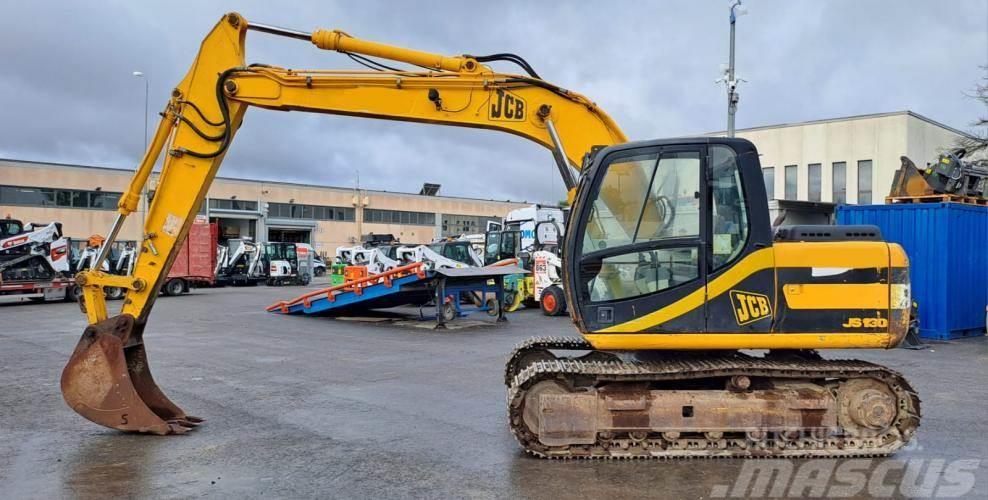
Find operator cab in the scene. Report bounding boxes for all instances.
[1,218,25,237]
[483,229,521,265]
[428,241,477,266]
[264,242,298,270]
[565,137,772,334]
[380,245,400,260]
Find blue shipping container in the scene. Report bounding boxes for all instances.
[836,203,988,340]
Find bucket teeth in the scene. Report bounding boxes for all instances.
[165,422,192,434]
[173,417,205,428]
[60,314,201,435]
[164,418,205,434]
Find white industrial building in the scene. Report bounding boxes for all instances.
[709,111,974,204]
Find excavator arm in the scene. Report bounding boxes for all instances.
[62,12,627,435]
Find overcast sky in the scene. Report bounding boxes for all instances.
[1,1,985,203]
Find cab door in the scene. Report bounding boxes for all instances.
[565,144,709,333]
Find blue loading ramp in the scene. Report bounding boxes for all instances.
[267,264,527,326]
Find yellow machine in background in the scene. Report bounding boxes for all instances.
[888,149,988,201]
[62,13,919,459]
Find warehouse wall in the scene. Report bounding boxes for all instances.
[734,113,909,204]
[711,111,970,205]
[905,116,972,174]
[0,159,528,257]
[360,190,519,245]
[0,160,142,241]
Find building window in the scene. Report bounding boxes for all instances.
[441,214,501,236]
[56,190,72,207]
[0,185,122,210]
[268,202,354,221]
[208,198,258,211]
[832,162,847,204]
[364,208,435,226]
[784,165,798,200]
[857,160,873,204]
[762,167,775,199]
[807,163,822,202]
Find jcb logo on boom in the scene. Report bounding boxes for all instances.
[489,89,526,121]
[729,290,772,325]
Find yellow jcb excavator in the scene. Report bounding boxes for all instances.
[62,13,919,459]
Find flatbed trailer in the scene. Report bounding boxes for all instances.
[0,276,74,303]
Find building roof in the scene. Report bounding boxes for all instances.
[0,157,529,205]
[705,110,976,139]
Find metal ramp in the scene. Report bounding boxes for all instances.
[266,263,430,316]
[267,262,528,327]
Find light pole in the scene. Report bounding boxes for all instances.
[725,0,747,137]
[132,71,149,148]
[132,71,150,225]
[353,169,365,242]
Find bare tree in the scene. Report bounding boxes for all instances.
[957,67,988,154]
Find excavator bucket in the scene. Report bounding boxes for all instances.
[888,155,935,198]
[60,314,202,434]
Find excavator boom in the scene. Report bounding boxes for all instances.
[62,12,627,436]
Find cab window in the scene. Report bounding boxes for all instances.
[448,244,468,264]
[485,232,500,259]
[588,248,699,302]
[435,243,470,265]
[2,220,22,236]
[501,232,518,256]
[710,145,748,269]
[582,152,700,253]
[580,150,701,302]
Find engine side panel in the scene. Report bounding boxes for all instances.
[772,242,893,335]
[584,241,909,350]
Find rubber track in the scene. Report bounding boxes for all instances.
[506,354,921,460]
[503,336,592,386]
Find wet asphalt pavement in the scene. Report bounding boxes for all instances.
[0,282,986,499]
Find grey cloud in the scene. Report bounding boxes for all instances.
[0,1,984,204]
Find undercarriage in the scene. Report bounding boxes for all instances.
[505,338,921,459]
[0,253,59,282]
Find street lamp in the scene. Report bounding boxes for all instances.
[132,71,149,149]
[133,71,150,224]
[723,0,747,137]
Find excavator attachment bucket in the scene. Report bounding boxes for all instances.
[61,314,203,435]
[888,155,936,198]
